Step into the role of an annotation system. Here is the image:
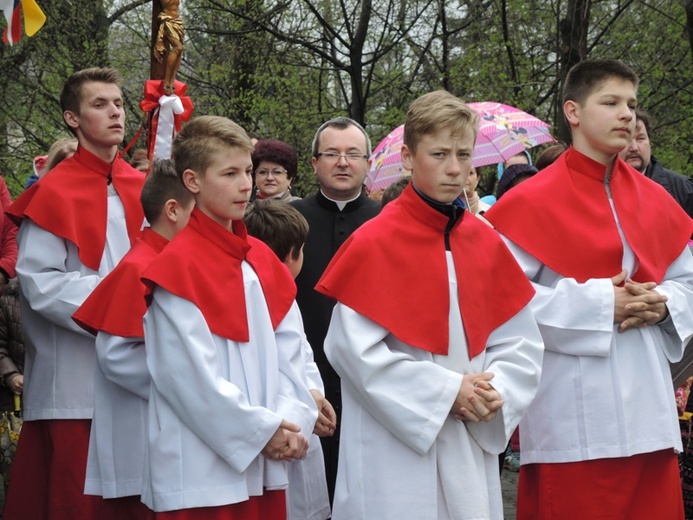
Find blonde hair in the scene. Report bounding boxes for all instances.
[42,137,78,176]
[172,115,253,178]
[404,90,478,153]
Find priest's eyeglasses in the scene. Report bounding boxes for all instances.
[316,152,369,162]
[256,168,288,177]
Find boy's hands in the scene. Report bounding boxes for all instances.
[452,372,504,423]
[612,269,668,332]
[262,419,309,462]
[310,389,337,437]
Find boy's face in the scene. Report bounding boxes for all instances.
[63,81,125,158]
[184,148,253,230]
[401,127,475,204]
[564,78,637,163]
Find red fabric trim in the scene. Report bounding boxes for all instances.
[99,495,155,520]
[153,490,286,520]
[73,228,169,337]
[6,146,145,271]
[316,184,534,357]
[486,147,693,283]
[517,451,684,520]
[142,208,296,341]
[4,420,102,519]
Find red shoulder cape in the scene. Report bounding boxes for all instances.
[6,146,145,271]
[73,228,169,337]
[316,184,535,358]
[485,147,693,283]
[141,208,296,341]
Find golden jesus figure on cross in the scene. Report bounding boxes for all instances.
[154,0,183,95]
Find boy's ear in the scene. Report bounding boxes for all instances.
[63,110,79,130]
[563,100,580,127]
[182,169,200,193]
[401,144,413,171]
[163,199,179,223]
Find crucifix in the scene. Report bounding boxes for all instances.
[150,0,183,95]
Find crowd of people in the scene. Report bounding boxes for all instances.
[0,58,690,520]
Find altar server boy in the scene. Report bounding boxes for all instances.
[317,90,544,520]
[486,59,693,520]
[245,199,334,520]
[140,115,317,519]
[5,67,145,519]
[73,159,193,519]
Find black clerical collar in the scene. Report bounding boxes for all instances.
[412,185,465,250]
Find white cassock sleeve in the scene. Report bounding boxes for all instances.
[272,302,320,436]
[145,288,284,474]
[652,248,693,362]
[96,332,150,400]
[464,304,544,454]
[17,219,101,337]
[503,236,693,363]
[303,342,324,394]
[501,235,616,357]
[325,303,463,456]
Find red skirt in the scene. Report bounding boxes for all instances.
[3,419,102,520]
[517,449,684,520]
[153,490,286,520]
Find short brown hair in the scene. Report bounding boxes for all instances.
[404,90,478,154]
[172,115,253,180]
[140,159,193,224]
[534,143,568,171]
[311,116,371,157]
[130,148,150,172]
[381,177,410,207]
[60,67,122,115]
[562,59,639,107]
[243,199,309,261]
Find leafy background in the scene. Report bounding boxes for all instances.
[1,0,692,197]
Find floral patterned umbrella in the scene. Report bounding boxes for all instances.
[366,102,554,190]
[469,102,555,168]
[366,125,408,191]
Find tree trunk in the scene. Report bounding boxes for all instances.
[348,0,372,126]
[686,0,693,68]
[557,0,591,144]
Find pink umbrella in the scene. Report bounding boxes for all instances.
[366,102,554,189]
[469,102,555,168]
[366,125,408,191]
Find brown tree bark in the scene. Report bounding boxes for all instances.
[686,0,693,68]
[557,0,591,144]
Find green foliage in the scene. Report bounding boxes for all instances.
[1,0,691,199]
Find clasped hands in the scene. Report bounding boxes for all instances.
[612,269,669,332]
[451,372,503,423]
[262,419,309,462]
